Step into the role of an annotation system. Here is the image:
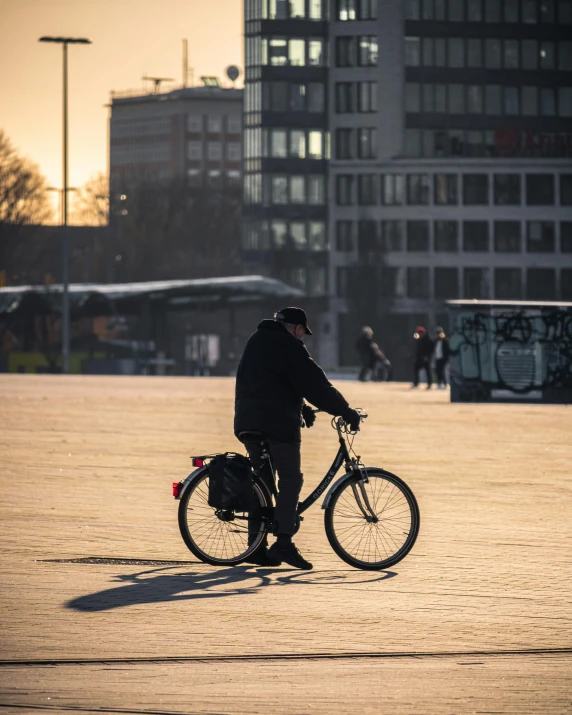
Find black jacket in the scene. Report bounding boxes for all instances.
[416,334,434,360]
[234,320,351,443]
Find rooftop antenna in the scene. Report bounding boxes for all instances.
[182,39,188,87]
[141,76,174,94]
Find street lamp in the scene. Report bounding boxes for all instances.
[39,36,92,374]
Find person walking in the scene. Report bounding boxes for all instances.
[412,326,434,389]
[433,326,450,389]
[355,326,391,381]
[234,307,361,570]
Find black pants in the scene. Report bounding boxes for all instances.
[414,357,432,387]
[245,439,303,537]
[436,358,448,386]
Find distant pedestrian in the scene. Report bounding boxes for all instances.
[433,327,450,389]
[355,326,390,382]
[412,326,434,389]
[370,342,391,382]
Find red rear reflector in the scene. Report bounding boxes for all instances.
[172,482,182,498]
[192,458,204,467]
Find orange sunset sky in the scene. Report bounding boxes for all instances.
[1,0,243,196]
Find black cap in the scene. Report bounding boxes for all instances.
[274,307,312,335]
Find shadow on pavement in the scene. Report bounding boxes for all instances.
[66,566,397,612]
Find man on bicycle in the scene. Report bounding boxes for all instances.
[234,307,361,570]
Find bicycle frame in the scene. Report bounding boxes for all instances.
[297,417,361,515]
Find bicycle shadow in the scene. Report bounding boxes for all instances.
[66,565,397,612]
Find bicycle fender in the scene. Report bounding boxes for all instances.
[321,472,355,509]
[174,466,209,500]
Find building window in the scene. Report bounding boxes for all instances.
[207,142,222,160]
[448,0,465,21]
[207,116,222,133]
[308,130,323,159]
[289,39,306,65]
[405,37,421,66]
[289,176,306,203]
[404,129,421,157]
[485,0,501,21]
[358,175,377,205]
[336,37,355,66]
[540,41,555,69]
[336,83,353,113]
[467,38,482,67]
[227,115,241,134]
[505,0,519,21]
[522,0,538,23]
[336,221,354,251]
[559,88,572,117]
[407,221,430,251]
[405,83,421,112]
[485,39,501,68]
[207,169,222,188]
[406,174,430,205]
[495,269,522,300]
[308,39,324,66]
[381,174,405,205]
[463,221,489,251]
[560,42,572,70]
[463,174,488,205]
[336,175,354,205]
[448,38,464,67]
[561,221,572,252]
[494,174,521,205]
[494,221,521,252]
[359,0,377,19]
[269,129,287,158]
[527,221,555,251]
[188,168,202,186]
[226,170,241,185]
[527,269,556,301]
[564,269,572,301]
[561,175,572,205]
[381,221,404,251]
[380,267,407,298]
[187,141,202,160]
[467,85,483,113]
[408,268,430,299]
[522,86,538,115]
[526,174,555,205]
[435,268,459,299]
[309,83,325,112]
[358,82,377,112]
[357,128,376,159]
[486,85,502,114]
[262,81,287,111]
[290,84,305,111]
[434,174,458,204]
[289,222,307,250]
[504,39,519,68]
[434,221,458,251]
[560,1,572,23]
[358,36,378,66]
[405,0,420,19]
[504,87,520,115]
[289,129,306,158]
[358,220,378,252]
[289,0,305,18]
[540,87,556,116]
[308,175,325,204]
[226,143,241,161]
[337,0,356,20]
[448,84,465,114]
[467,0,482,20]
[336,129,353,159]
[271,176,288,205]
[522,40,538,69]
[187,115,203,132]
[464,268,490,299]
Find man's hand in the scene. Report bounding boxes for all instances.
[302,403,316,428]
[344,408,361,432]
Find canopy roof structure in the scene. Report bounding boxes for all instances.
[0,275,305,318]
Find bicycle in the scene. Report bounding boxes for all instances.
[173,410,420,571]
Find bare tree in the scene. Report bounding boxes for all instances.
[0,130,52,229]
[71,172,109,226]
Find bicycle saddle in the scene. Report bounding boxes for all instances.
[237,430,266,444]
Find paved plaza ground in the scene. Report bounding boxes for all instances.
[0,375,571,714]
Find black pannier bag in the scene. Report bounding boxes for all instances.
[208,453,253,511]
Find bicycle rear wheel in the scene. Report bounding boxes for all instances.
[178,471,270,566]
[324,468,419,570]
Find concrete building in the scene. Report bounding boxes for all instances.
[243,0,572,372]
[109,82,243,192]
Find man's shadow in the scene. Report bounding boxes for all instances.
[66,565,396,612]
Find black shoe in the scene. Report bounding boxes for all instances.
[244,548,282,567]
[267,542,313,570]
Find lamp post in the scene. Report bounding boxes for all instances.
[39,36,92,374]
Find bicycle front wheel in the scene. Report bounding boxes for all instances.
[178,471,270,566]
[324,468,419,570]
